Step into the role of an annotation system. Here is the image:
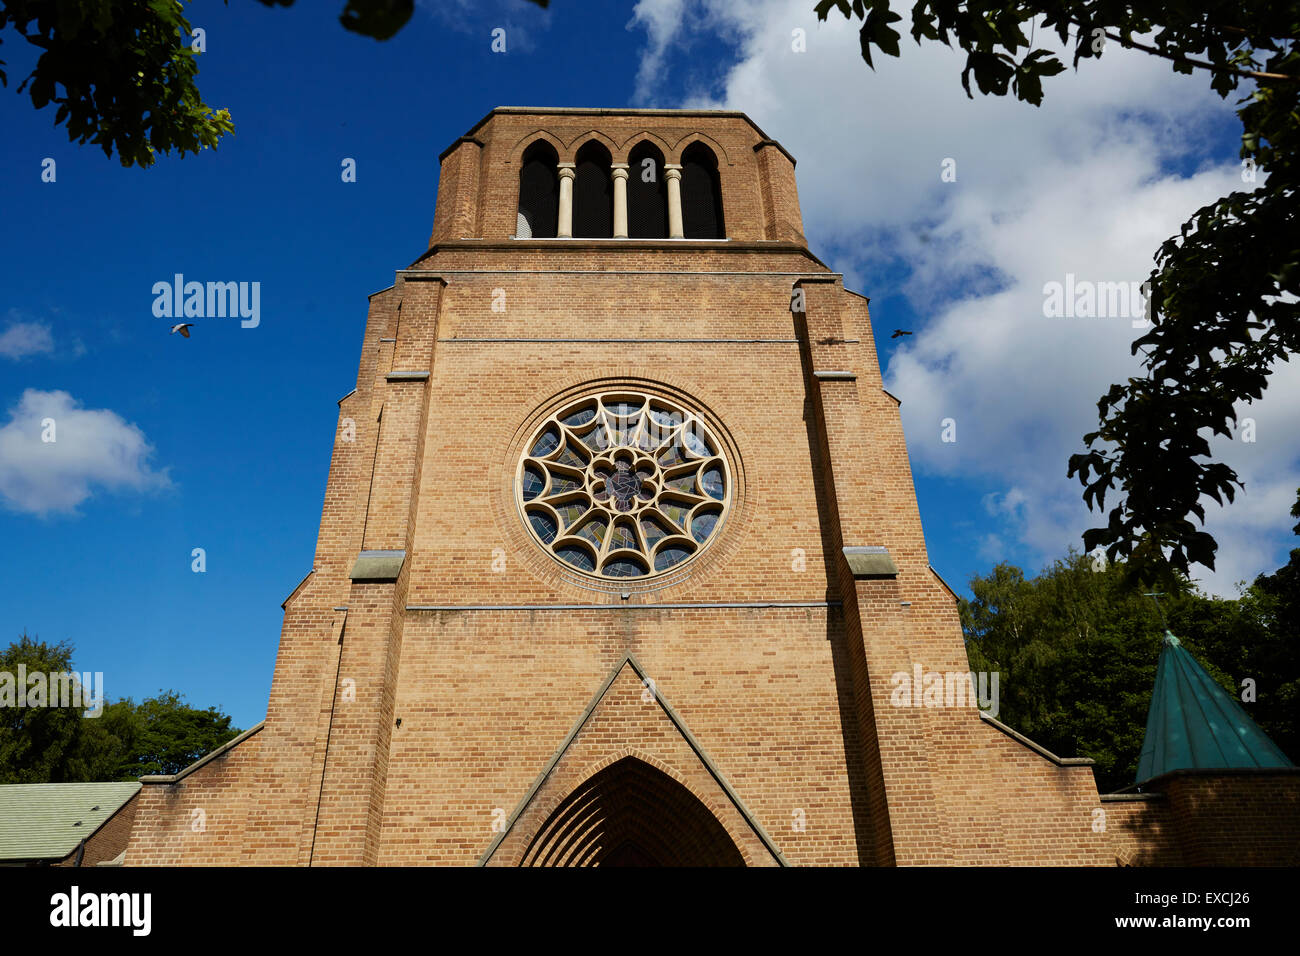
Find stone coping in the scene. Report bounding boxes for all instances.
[1113,765,1300,795]
[843,546,898,579]
[444,107,794,165]
[139,722,265,785]
[406,240,830,270]
[350,550,406,582]
[979,712,1095,767]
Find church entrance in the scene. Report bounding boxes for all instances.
[520,756,745,866]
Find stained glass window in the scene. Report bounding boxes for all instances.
[531,427,560,458]
[659,502,690,530]
[657,444,687,468]
[528,511,558,544]
[561,406,597,427]
[575,517,608,549]
[609,523,638,552]
[604,557,647,578]
[555,444,588,469]
[691,510,719,544]
[580,424,609,452]
[701,465,724,500]
[517,390,731,582]
[548,473,583,494]
[683,429,711,458]
[522,465,545,501]
[664,473,697,494]
[555,503,587,529]
[654,546,693,572]
[557,546,596,571]
[640,517,670,547]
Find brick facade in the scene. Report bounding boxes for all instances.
[1105,770,1300,866]
[124,108,1124,866]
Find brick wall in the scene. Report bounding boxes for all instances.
[429,110,800,245]
[125,728,266,865]
[1103,771,1300,866]
[124,108,1123,866]
[1104,794,1183,866]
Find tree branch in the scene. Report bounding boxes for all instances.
[1099,27,1296,82]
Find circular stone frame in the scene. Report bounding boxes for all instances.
[509,382,742,593]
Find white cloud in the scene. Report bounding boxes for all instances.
[977,533,1006,564]
[0,320,54,360]
[1194,364,1300,593]
[983,488,1030,518]
[628,0,689,104]
[415,0,549,51]
[628,1,1298,595]
[0,389,171,516]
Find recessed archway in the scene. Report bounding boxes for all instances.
[627,141,668,238]
[680,142,725,239]
[516,140,559,238]
[520,756,745,866]
[573,140,614,238]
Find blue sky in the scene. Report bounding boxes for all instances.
[1,0,1293,730]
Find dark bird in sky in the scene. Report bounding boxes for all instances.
[170,323,193,338]
[891,329,912,339]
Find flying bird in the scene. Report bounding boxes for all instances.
[891,329,912,339]
[170,323,193,338]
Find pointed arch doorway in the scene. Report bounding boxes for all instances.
[520,756,745,867]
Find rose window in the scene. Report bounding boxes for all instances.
[516,391,731,580]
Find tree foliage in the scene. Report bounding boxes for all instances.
[0,634,240,783]
[961,532,1300,793]
[121,689,242,777]
[820,1,1300,581]
[0,1,546,168]
[1,0,232,167]
[1,634,97,782]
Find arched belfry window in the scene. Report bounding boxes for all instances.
[517,141,559,239]
[627,141,667,239]
[680,142,725,239]
[573,141,613,239]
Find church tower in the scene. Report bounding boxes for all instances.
[124,108,1110,866]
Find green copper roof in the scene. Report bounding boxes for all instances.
[0,781,140,861]
[1136,631,1294,784]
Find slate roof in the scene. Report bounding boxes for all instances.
[0,781,140,862]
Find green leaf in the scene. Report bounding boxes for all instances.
[339,0,415,41]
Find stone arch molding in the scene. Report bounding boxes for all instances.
[505,128,732,165]
[506,128,567,165]
[518,755,746,866]
[478,655,786,866]
[616,130,674,162]
[567,129,621,162]
[669,131,732,165]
